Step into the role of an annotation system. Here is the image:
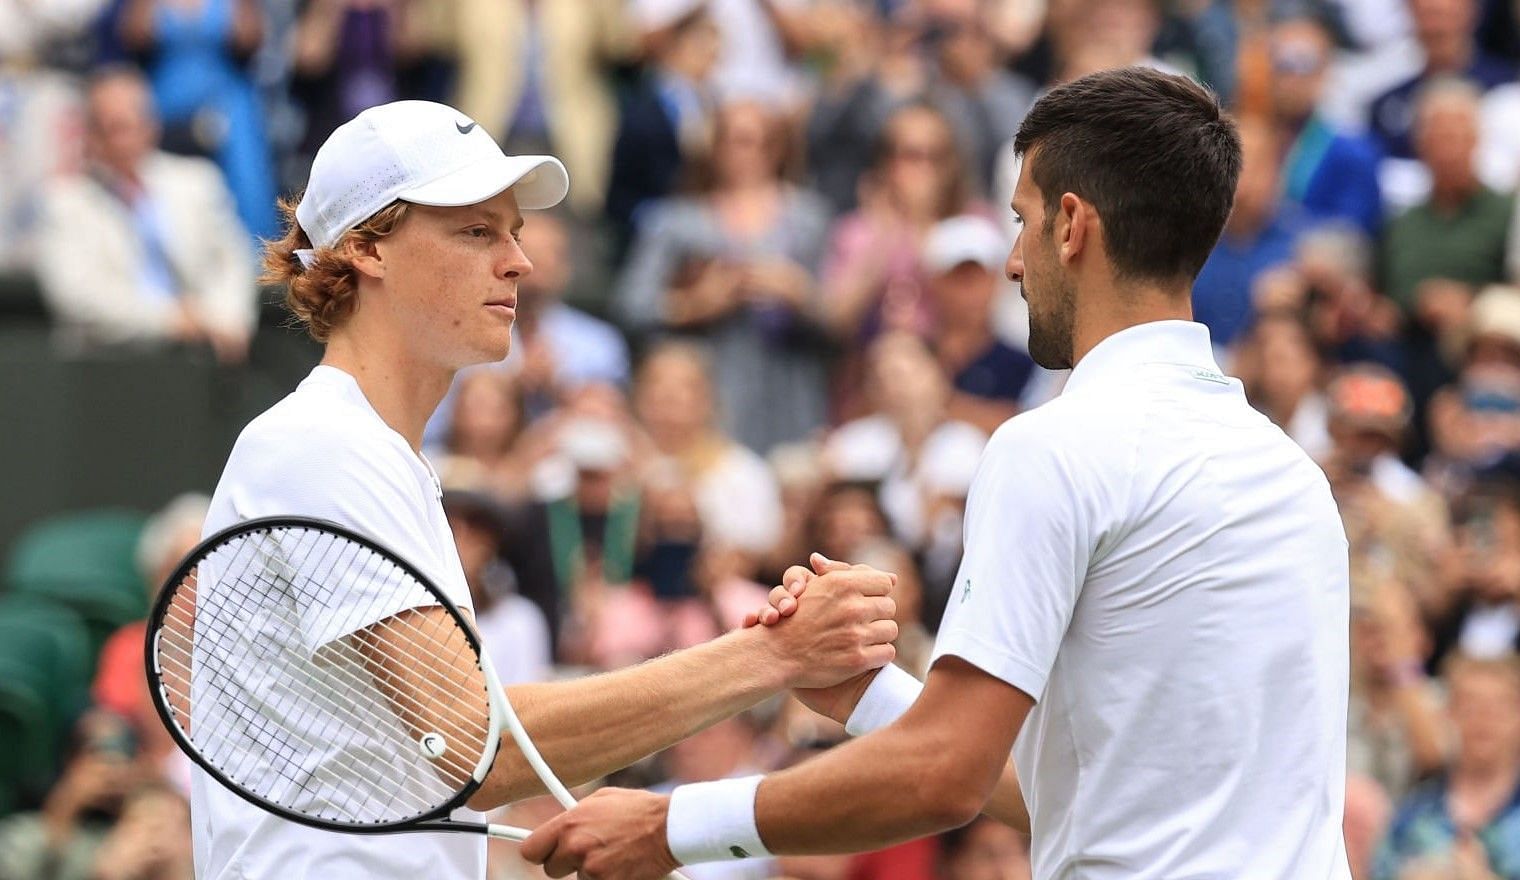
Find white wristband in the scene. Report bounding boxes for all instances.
[666,775,772,865]
[844,663,923,737]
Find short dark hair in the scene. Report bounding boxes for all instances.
[1013,66,1242,283]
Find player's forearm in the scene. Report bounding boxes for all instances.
[833,666,1029,833]
[474,626,790,806]
[753,720,994,854]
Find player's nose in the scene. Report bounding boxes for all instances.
[1006,234,1024,284]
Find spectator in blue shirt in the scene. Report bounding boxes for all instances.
[1194,117,1306,348]
[1270,16,1384,237]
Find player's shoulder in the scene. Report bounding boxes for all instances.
[224,379,413,490]
[989,393,1119,453]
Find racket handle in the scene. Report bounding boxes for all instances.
[486,823,532,842]
[487,825,693,880]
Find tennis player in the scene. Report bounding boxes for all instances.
[520,66,1353,880]
[195,100,900,879]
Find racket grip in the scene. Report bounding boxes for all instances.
[486,823,532,842]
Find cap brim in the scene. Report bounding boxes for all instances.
[398,154,569,211]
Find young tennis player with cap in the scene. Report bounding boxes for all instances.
[521,66,1353,880]
[196,100,901,880]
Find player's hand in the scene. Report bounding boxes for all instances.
[742,551,841,628]
[746,553,898,723]
[754,554,897,690]
[520,787,677,880]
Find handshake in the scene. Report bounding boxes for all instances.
[736,552,901,725]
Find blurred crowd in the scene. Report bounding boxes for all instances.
[6,0,1520,877]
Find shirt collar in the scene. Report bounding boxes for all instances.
[1062,320,1221,396]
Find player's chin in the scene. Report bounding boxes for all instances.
[462,333,513,367]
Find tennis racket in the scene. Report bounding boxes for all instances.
[144,514,687,877]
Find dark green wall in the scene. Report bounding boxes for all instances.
[0,315,321,563]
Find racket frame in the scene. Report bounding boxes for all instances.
[144,515,507,837]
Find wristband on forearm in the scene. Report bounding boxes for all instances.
[666,775,772,864]
[844,663,924,737]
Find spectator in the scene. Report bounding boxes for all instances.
[618,99,833,454]
[1422,287,1520,501]
[1292,226,1406,371]
[923,214,1034,436]
[631,0,813,106]
[1322,364,1453,608]
[1193,116,1304,349]
[92,493,208,784]
[802,7,904,216]
[1373,653,1520,880]
[87,782,192,880]
[0,711,138,880]
[823,333,986,550]
[437,370,529,498]
[441,477,553,685]
[605,2,721,240]
[1237,309,1333,460]
[926,11,1038,194]
[1268,16,1385,237]
[119,0,278,240]
[1381,79,1514,316]
[507,212,631,415]
[805,479,894,565]
[821,102,986,414]
[35,66,257,362]
[532,409,645,658]
[288,0,443,166]
[633,342,784,557]
[1367,0,1515,162]
[452,0,635,215]
[1347,581,1449,800]
[1427,484,1520,667]
[0,0,102,270]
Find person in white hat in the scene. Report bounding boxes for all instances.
[196,100,901,880]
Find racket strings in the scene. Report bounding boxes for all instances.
[152,525,494,826]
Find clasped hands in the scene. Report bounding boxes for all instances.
[519,552,899,880]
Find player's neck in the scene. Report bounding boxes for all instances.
[1069,282,1194,367]
[322,334,453,453]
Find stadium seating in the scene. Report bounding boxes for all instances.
[4,509,149,650]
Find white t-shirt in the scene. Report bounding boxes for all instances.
[933,321,1351,880]
[193,365,486,880]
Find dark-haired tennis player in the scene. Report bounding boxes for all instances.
[522,66,1353,880]
[194,100,900,879]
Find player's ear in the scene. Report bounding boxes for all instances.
[345,236,386,281]
[1057,192,1087,267]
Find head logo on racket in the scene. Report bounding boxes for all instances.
[420,732,447,760]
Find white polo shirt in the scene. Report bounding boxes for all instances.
[933,321,1351,880]
[194,365,486,880]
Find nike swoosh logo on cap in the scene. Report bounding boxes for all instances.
[455,120,477,135]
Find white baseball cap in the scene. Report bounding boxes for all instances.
[294,101,569,266]
[923,215,1009,275]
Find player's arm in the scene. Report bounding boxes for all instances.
[468,566,897,808]
[750,657,1029,851]
[751,561,1030,832]
[520,656,1030,879]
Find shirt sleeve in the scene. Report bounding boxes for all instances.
[930,412,1103,702]
[223,421,448,654]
